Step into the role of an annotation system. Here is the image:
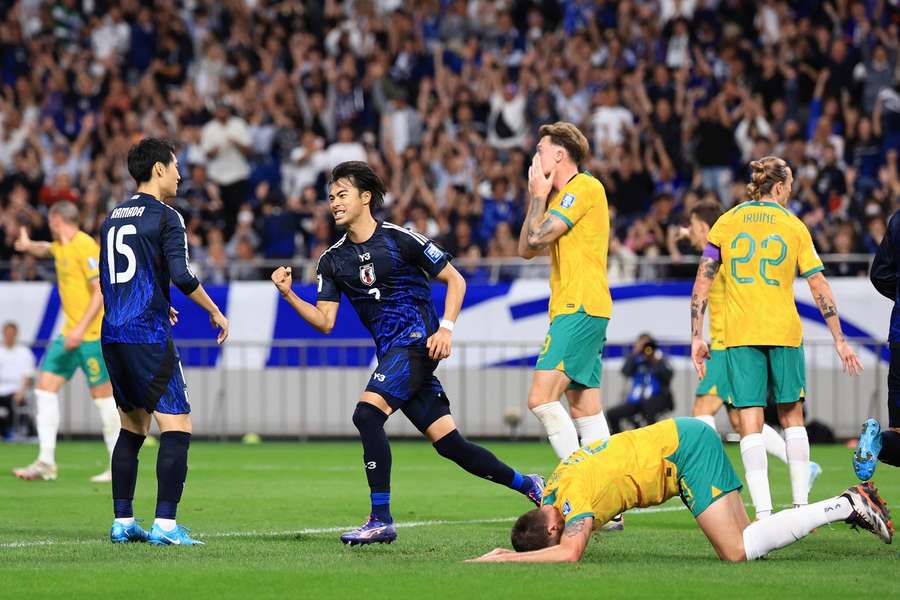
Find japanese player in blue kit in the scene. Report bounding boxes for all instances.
[271,161,543,545]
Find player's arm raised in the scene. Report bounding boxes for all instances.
[518,154,568,259]
[427,263,465,361]
[467,516,593,563]
[271,266,339,335]
[690,247,721,380]
[13,226,52,258]
[806,272,862,375]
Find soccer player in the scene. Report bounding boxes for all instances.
[856,208,900,478]
[12,202,120,483]
[516,123,612,472]
[100,138,229,545]
[690,156,862,520]
[686,200,821,490]
[468,417,893,563]
[271,161,542,546]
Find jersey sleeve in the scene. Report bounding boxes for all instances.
[316,254,341,303]
[547,181,596,229]
[161,207,201,295]
[392,227,450,278]
[555,478,595,526]
[77,235,101,281]
[796,221,824,278]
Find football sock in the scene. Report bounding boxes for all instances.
[784,426,810,506]
[35,390,59,465]
[880,430,900,466]
[93,397,120,460]
[432,430,534,495]
[154,518,176,532]
[696,415,717,431]
[532,401,580,460]
[574,412,611,444]
[112,429,145,519]
[155,431,190,520]
[761,423,788,464]
[742,496,852,560]
[740,433,772,518]
[114,517,135,525]
[352,403,392,523]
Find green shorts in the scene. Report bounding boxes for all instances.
[667,417,743,517]
[695,349,733,407]
[725,345,806,408]
[41,336,110,387]
[534,309,608,389]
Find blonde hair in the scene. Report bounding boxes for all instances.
[747,156,789,201]
[538,121,591,165]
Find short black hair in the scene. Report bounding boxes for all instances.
[690,200,724,228]
[330,161,385,214]
[510,509,553,552]
[127,138,176,185]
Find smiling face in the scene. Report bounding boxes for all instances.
[328,177,370,227]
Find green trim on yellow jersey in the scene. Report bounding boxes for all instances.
[548,209,574,229]
[800,265,825,278]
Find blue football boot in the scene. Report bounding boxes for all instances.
[807,462,823,493]
[340,516,397,546]
[854,418,883,481]
[110,519,149,543]
[148,523,205,546]
[526,474,545,507]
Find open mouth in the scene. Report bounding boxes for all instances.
[333,209,346,219]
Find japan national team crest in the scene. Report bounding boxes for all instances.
[359,263,376,286]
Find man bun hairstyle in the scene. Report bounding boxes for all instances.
[330,161,386,214]
[127,137,176,185]
[747,156,788,201]
[510,509,553,552]
[690,200,724,228]
[538,121,590,165]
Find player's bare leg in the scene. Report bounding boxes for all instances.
[737,406,773,519]
[692,394,723,432]
[13,372,65,480]
[89,381,118,482]
[695,490,751,561]
[528,370,579,460]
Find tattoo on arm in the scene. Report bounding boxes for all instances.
[527,217,556,250]
[699,256,720,280]
[564,519,586,538]
[815,292,837,319]
[690,293,708,338]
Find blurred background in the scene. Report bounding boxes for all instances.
[0,0,898,439]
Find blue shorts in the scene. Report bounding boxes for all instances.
[102,338,190,415]
[365,345,451,433]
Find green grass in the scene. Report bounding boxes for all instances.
[1,440,897,599]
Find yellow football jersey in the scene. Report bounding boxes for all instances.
[708,272,726,350]
[545,172,612,320]
[542,419,681,528]
[50,231,103,340]
[707,201,823,348]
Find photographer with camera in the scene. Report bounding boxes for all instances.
[607,333,674,434]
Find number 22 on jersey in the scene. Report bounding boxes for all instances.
[729,232,786,286]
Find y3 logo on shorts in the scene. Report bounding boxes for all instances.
[372,372,386,382]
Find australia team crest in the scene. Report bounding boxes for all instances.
[359,263,376,286]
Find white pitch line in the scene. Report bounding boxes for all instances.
[0,504,691,549]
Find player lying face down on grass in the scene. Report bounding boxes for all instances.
[271,161,543,546]
[468,418,893,563]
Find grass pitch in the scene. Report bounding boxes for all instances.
[1,439,897,599]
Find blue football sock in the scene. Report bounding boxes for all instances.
[881,431,900,467]
[353,403,392,523]
[433,430,532,495]
[156,431,190,520]
[371,492,392,522]
[112,429,145,518]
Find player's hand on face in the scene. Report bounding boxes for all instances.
[426,327,452,361]
[835,339,863,375]
[271,266,293,295]
[169,306,179,326]
[528,153,555,199]
[691,338,710,380]
[63,331,83,351]
[211,310,229,345]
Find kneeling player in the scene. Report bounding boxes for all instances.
[272,161,542,545]
[470,417,893,563]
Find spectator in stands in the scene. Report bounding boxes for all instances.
[202,101,251,238]
[0,322,35,440]
[607,334,674,434]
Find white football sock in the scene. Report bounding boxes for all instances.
[742,496,852,560]
[761,423,788,464]
[740,433,772,518]
[695,415,717,431]
[93,397,120,460]
[574,411,611,444]
[114,517,135,525]
[154,518,177,531]
[532,402,580,460]
[784,426,811,506]
[35,390,60,465]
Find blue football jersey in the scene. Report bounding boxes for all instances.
[100,192,200,344]
[316,221,451,357]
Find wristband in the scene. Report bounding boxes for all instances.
[439,319,455,332]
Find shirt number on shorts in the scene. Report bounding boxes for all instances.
[106,225,137,284]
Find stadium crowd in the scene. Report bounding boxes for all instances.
[1,0,899,282]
